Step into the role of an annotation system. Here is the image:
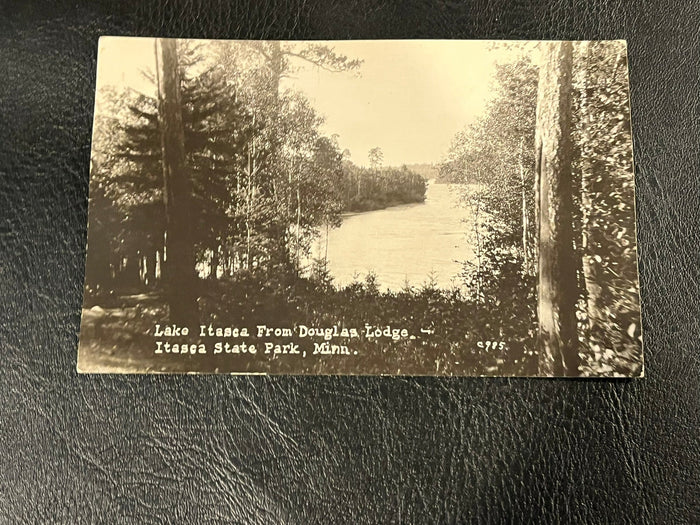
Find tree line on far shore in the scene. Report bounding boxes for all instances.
[84,39,641,377]
[86,40,425,313]
[440,41,641,376]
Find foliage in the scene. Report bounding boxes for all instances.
[440,54,540,371]
[83,40,640,377]
[339,162,427,212]
[88,40,426,293]
[368,146,384,169]
[439,43,640,376]
[572,41,642,376]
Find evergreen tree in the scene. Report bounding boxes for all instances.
[155,38,197,324]
[573,41,641,376]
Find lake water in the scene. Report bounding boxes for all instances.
[311,182,475,291]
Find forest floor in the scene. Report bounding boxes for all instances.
[77,274,538,375]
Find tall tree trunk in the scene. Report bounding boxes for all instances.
[155,38,198,324]
[267,42,294,271]
[210,243,219,279]
[535,41,580,376]
[245,114,257,270]
[121,255,140,288]
[270,41,283,99]
[145,250,156,286]
[296,184,301,270]
[245,113,258,268]
[519,137,532,276]
[155,248,162,280]
[473,168,483,303]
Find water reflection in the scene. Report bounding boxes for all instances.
[312,182,475,291]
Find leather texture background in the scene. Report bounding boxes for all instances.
[1,0,699,523]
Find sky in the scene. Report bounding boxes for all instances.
[96,37,531,166]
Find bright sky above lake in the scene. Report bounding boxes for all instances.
[97,38,530,167]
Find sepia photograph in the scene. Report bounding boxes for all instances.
[77,37,643,376]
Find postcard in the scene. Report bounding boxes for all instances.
[78,37,643,376]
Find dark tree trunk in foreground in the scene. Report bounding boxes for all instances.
[209,243,219,279]
[535,41,580,376]
[519,137,535,276]
[155,38,198,324]
[144,250,156,286]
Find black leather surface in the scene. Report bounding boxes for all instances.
[1,0,699,522]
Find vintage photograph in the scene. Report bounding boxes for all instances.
[78,38,643,376]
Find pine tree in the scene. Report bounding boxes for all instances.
[155,38,197,324]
